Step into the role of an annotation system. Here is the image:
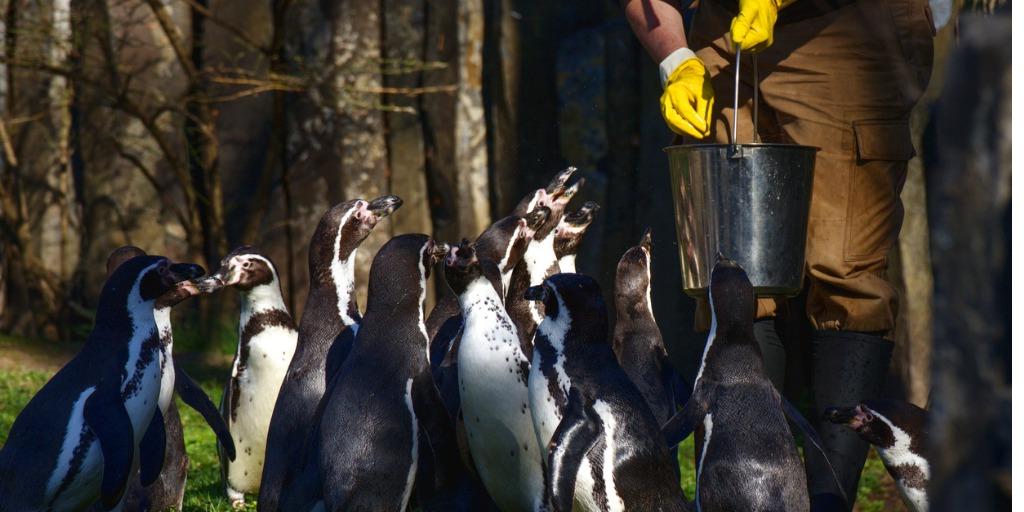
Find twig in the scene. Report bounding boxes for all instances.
[0,121,17,166]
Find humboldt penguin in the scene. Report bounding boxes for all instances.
[258,195,401,511]
[523,274,688,512]
[611,229,686,427]
[445,241,544,511]
[661,257,845,511]
[0,256,203,511]
[197,247,298,508]
[826,400,929,512]
[506,167,581,356]
[279,235,456,511]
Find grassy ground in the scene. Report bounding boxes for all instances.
[0,335,903,511]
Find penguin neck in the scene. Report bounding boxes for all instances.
[525,234,557,285]
[240,280,289,325]
[326,249,360,327]
[457,275,503,313]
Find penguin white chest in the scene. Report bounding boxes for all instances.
[458,287,544,511]
[226,326,297,492]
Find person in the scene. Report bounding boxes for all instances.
[623,0,933,509]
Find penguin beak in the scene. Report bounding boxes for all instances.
[523,284,549,302]
[824,406,860,426]
[545,166,577,196]
[167,263,205,284]
[558,177,586,204]
[368,195,403,219]
[640,227,653,251]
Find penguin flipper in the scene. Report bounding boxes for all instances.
[174,364,236,460]
[83,380,134,509]
[662,395,703,449]
[546,387,600,512]
[779,394,850,509]
[139,407,166,486]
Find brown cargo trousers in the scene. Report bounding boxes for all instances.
[689,0,934,335]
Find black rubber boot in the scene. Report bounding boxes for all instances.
[752,318,787,391]
[806,330,894,512]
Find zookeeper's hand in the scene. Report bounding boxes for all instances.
[731,0,793,52]
[659,48,714,140]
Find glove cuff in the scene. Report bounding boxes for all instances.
[659,47,698,88]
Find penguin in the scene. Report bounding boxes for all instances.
[552,201,599,274]
[98,247,238,512]
[279,234,456,510]
[611,229,686,427]
[0,255,203,511]
[197,246,298,508]
[660,257,845,512]
[523,274,689,512]
[506,167,581,356]
[444,241,544,512]
[258,195,401,511]
[825,400,930,512]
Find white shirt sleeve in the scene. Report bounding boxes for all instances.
[659,47,698,88]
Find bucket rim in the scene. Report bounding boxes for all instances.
[663,143,821,152]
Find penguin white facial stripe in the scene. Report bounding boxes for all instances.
[871,410,930,480]
[499,224,525,295]
[696,413,714,512]
[400,378,418,511]
[694,289,717,385]
[417,244,430,361]
[592,400,626,512]
[643,248,654,319]
[331,205,359,326]
[537,289,573,394]
[46,387,96,498]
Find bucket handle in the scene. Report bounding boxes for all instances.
[730,48,760,148]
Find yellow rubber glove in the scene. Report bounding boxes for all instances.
[659,49,714,139]
[731,0,792,52]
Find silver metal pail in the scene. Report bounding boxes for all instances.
[665,143,817,297]
[664,49,818,298]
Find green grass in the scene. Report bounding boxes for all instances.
[0,364,900,511]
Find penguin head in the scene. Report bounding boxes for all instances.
[525,273,609,342]
[365,234,448,312]
[102,255,205,310]
[106,245,147,278]
[825,399,927,450]
[197,246,280,292]
[309,195,403,282]
[614,228,654,319]
[554,201,599,259]
[511,166,577,217]
[474,211,536,276]
[708,255,755,328]
[443,240,502,295]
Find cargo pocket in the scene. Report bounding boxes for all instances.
[843,120,913,262]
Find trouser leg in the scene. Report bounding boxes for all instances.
[753,318,786,390]
[805,330,894,511]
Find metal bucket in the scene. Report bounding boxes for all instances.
[664,50,818,297]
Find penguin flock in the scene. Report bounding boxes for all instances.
[0,167,931,512]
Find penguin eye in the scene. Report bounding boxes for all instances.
[242,260,253,270]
